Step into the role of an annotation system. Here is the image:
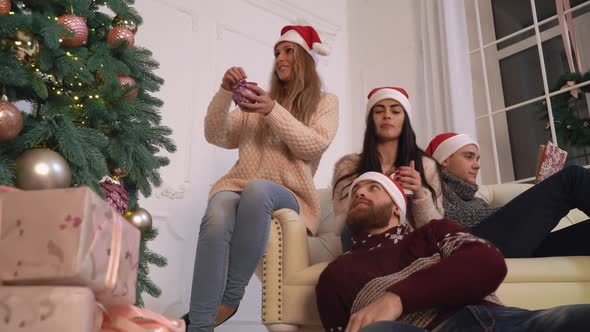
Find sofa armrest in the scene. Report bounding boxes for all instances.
[476,183,533,207]
[258,208,311,324]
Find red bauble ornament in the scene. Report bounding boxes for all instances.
[99,177,129,215]
[0,0,11,15]
[58,14,89,48]
[107,26,135,48]
[117,75,139,101]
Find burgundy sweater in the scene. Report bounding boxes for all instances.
[315,219,507,331]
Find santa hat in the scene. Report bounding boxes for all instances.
[366,87,411,119]
[426,132,479,163]
[275,25,330,61]
[350,172,408,224]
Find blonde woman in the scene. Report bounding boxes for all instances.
[184,26,339,332]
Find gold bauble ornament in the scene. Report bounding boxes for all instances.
[112,15,138,34]
[15,148,72,190]
[107,26,135,48]
[0,95,24,142]
[4,30,40,63]
[0,0,11,15]
[57,14,89,48]
[125,207,153,230]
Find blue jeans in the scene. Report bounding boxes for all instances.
[358,304,590,331]
[187,180,299,332]
[360,321,427,332]
[433,304,590,331]
[473,165,590,258]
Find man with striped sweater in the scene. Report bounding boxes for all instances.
[316,171,590,332]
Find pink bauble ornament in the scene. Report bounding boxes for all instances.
[0,96,23,142]
[0,0,11,15]
[0,97,24,142]
[58,14,89,48]
[107,26,135,48]
[118,75,138,101]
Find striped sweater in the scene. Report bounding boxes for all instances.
[315,219,506,331]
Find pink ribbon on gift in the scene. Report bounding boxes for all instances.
[104,215,122,292]
[100,304,186,332]
[556,0,582,73]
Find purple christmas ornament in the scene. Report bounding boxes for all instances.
[232,81,259,105]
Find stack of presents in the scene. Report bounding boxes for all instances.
[0,186,185,331]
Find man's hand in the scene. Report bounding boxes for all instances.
[345,292,403,332]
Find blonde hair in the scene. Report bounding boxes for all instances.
[269,44,322,126]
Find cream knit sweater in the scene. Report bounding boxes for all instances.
[331,154,444,230]
[205,87,339,235]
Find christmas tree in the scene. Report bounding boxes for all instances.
[540,71,590,147]
[0,0,175,307]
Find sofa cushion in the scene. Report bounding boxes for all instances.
[504,256,590,283]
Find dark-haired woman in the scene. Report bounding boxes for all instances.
[332,86,443,251]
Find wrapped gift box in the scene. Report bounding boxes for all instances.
[0,187,140,305]
[0,286,102,332]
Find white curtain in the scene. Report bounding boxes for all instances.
[417,0,478,143]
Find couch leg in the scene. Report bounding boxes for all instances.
[266,323,299,332]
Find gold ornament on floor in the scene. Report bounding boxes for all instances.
[112,15,138,34]
[125,207,153,230]
[107,26,135,48]
[58,14,89,47]
[3,30,41,63]
[15,148,72,190]
[0,95,24,142]
[117,75,138,101]
[0,0,11,15]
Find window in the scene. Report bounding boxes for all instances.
[466,0,590,184]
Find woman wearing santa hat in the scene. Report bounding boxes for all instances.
[332,86,444,252]
[427,132,590,258]
[184,25,338,331]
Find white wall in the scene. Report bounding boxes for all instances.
[131,0,467,330]
[347,0,429,149]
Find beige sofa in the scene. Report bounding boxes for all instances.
[255,184,590,332]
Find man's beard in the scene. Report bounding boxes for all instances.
[345,200,394,236]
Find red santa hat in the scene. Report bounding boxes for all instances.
[426,132,480,163]
[350,172,408,224]
[366,87,411,119]
[275,25,330,61]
